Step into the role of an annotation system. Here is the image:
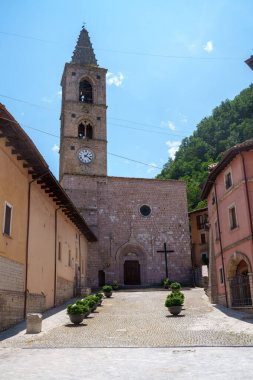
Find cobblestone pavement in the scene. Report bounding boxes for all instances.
[1,288,253,348]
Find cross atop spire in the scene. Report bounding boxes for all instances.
[71,26,97,65]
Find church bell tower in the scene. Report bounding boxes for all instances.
[59,26,107,181]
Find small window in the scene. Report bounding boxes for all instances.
[225,171,232,190]
[3,202,12,236]
[140,205,151,217]
[196,214,208,230]
[201,252,209,265]
[72,72,76,76]
[68,250,71,267]
[96,75,101,79]
[215,220,220,241]
[58,242,62,261]
[219,267,224,284]
[229,206,237,230]
[71,113,76,118]
[200,233,206,244]
[79,80,93,103]
[212,192,216,205]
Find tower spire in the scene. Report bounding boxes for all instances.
[71,26,98,65]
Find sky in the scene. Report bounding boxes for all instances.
[1,0,253,179]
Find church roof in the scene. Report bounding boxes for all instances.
[71,26,98,65]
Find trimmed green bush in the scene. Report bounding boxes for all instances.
[67,303,86,315]
[165,291,184,307]
[102,285,113,293]
[170,281,181,291]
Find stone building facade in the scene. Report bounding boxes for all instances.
[60,27,192,287]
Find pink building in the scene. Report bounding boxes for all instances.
[202,140,253,311]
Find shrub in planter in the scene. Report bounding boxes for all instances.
[82,297,97,312]
[162,278,170,289]
[102,285,113,298]
[170,281,181,292]
[67,303,85,324]
[165,291,184,306]
[165,291,184,316]
[96,292,103,305]
[111,281,119,291]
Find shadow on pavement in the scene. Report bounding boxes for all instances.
[214,304,253,324]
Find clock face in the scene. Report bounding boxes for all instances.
[78,149,94,164]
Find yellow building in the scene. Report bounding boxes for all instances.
[0,104,96,331]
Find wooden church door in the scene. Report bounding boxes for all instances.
[124,260,141,285]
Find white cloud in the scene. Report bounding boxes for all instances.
[147,162,158,173]
[180,115,188,123]
[52,144,59,153]
[203,40,214,53]
[161,120,176,131]
[106,72,124,87]
[166,140,181,159]
[57,90,62,96]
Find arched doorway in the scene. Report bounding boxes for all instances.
[228,253,252,306]
[116,243,147,286]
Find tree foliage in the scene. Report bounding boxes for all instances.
[157,84,253,210]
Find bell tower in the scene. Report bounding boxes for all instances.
[59,26,107,181]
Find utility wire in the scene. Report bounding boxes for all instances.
[0,116,164,170]
[0,30,243,61]
[0,93,187,138]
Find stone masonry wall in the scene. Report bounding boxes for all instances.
[63,175,193,288]
[0,256,25,330]
[55,276,74,305]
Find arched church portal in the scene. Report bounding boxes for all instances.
[227,252,252,307]
[116,244,147,286]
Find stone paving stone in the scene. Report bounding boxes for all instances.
[1,288,253,348]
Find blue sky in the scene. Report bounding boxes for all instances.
[1,0,253,179]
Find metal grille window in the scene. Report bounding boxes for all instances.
[3,202,12,236]
[219,267,224,284]
[58,242,62,261]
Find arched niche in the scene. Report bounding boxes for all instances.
[79,79,93,103]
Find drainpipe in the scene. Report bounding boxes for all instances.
[240,152,253,238]
[79,233,82,290]
[214,182,228,308]
[54,207,61,307]
[24,171,49,319]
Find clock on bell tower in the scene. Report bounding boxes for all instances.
[59,26,107,181]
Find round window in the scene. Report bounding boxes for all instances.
[140,205,151,217]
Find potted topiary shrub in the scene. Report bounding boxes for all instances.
[76,299,91,317]
[165,291,185,316]
[162,278,170,289]
[170,281,181,292]
[67,303,86,324]
[82,296,98,312]
[102,284,113,298]
[96,292,104,306]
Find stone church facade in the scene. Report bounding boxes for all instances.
[59,27,192,287]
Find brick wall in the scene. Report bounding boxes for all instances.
[0,256,25,330]
[0,256,24,291]
[55,276,74,305]
[26,293,46,314]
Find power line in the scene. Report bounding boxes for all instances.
[0,116,164,170]
[0,30,243,61]
[0,93,187,138]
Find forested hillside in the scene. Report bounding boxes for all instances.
[157,84,253,210]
